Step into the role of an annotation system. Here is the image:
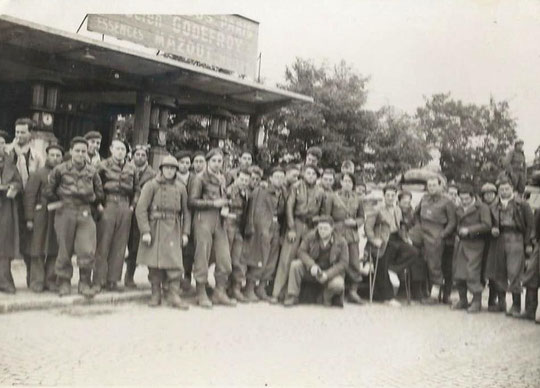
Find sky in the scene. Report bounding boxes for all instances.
[1,0,539,160]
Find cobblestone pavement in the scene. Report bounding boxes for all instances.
[0,297,539,387]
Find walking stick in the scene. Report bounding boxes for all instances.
[369,222,382,303]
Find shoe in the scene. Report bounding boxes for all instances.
[78,269,96,299]
[165,281,189,310]
[488,304,503,313]
[385,299,402,308]
[124,262,137,289]
[212,285,237,307]
[244,280,260,303]
[196,282,212,309]
[232,283,248,303]
[451,299,468,310]
[255,283,272,302]
[347,289,365,305]
[107,282,122,293]
[467,293,481,313]
[58,280,71,297]
[283,295,299,307]
[180,277,196,296]
[148,283,161,307]
[268,296,279,304]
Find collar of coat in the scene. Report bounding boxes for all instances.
[203,168,226,188]
[103,157,128,170]
[457,198,480,218]
[65,159,94,173]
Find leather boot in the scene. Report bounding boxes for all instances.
[212,283,237,306]
[148,281,161,307]
[451,285,468,310]
[421,284,440,305]
[244,279,259,303]
[124,262,137,289]
[508,292,521,317]
[165,280,189,310]
[0,258,16,294]
[78,269,96,299]
[467,293,482,313]
[180,276,196,296]
[442,281,452,305]
[411,281,424,301]
[255,282,273,302]
[232,281,248,303]
[347,283,364,304]
[58,278,71,297]
[496,291,507,313]
[196,282,212,308]
[487,283,498,312]
[518,288,537,320]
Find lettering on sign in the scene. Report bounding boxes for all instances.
[87,14,259,77]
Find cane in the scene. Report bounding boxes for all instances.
[369,245,381,303]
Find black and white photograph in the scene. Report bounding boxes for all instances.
[0,0,539,386]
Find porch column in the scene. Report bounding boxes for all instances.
[133,92,151,145]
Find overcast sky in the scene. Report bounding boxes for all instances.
[2,0,539,160]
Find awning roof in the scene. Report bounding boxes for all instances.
[0,15,313,115]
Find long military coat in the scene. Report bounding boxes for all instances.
[135,175,191,269]
[0,160,22,257]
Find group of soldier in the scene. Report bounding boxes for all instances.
[0,118,538,322]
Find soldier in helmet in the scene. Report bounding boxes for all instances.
[135,155,191,309]
[503,139,527,194]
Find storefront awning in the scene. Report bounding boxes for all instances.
[0,15,313,115]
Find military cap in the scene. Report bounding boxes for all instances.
[192,151,205,161]
[206,147,224,161]
[46,143,64,154]
[175,150,192,161]
[70,136,88,148]
[306,146,322,159]
[0,130,9,140]
[313,215,334,226]
[481,182,497,194]
[458,183,474,196]
[84,131,102,140]
[159,155,179,170]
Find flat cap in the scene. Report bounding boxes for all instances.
[307,146,322,159]
[70,136,88,148]
[84,131,102,140]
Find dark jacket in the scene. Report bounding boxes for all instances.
[188,169,227,211]
[286,180,325,230]
[97,157,140,206]
[298,230,349,280]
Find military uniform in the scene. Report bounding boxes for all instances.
[176,170,196,291]
[224,182,249,291]
[324,189,364,290]
[486,196,534,315]
[452,200,491,311]
[414,193,456,287]
[93,158,140,290]
[23,163,59,292]
[503,148,527,194]
[0,158,22,293]
[272,179,324,300]
[136,172,191,308]
[286,229,349,306]
[521,210,540,320]
[244,183,286,301]
[189,168,234,306]
[44,159,104,295]
[125,162,156,287]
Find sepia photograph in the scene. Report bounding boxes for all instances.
[0,0,539,386]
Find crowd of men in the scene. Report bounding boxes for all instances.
[0,118,538,323]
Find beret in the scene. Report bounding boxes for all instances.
[46,143,64,154]
[84,131,102,140]
[70,136,88,148]
[313,215,334,225]
[175,150,192,161]
[481,183,497,194]
[307,146,322,159]
[205,148,223,160]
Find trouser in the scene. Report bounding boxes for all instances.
[0,257,15,291]
[374,233,425,301]
[17,197,31,287]
[421,224,445,286]
[246,221,281,283]
[182,239,195,281]
[287,259,344,300]
[54,206,97,281]
[453,245,483,295]
[30,255,57,291]
[193,210,231,286]
[225,220,246,284]
[494,231,525,294]
[442,242,454,294]
[93,201,132,286]
[273,219,310,299]
[509,171,526,194]
[346,242,362,285]
[148,267,182,287]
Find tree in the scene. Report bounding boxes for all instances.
[416,93,517,187]
[265,58,372,168]
[366,106,430,182]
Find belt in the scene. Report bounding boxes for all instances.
[105,194,129,202]
[149,210,179,220]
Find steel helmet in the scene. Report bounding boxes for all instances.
[159,155,179,170]
[481,182,497,194]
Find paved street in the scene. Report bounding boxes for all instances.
[1,297,539,387]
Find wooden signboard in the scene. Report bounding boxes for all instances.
[87,14,259,77]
